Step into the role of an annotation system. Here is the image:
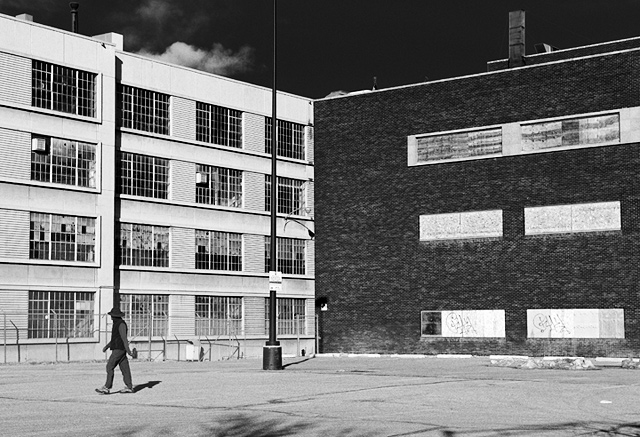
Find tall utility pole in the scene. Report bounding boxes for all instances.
[263,0,283,370]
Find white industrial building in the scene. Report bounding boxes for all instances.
[0,11,315,362]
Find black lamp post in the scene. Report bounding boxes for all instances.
[263,0,283,370]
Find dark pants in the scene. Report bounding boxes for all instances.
[105,349,132,389]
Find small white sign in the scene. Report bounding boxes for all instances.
[269,283,282,292]
[269,271,283,283]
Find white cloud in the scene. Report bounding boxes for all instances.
[135,0,175,24]
[137,41,255,76]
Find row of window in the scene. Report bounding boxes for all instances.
[30,142,309,216]
[27,291,307,339]
[415,113,620,164]
[419,201,621,241]
[117,84,306,158]
[117,223,305,274]
[30,61,308,158]
[27,213,307,274]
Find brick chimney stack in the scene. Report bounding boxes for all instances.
[509,10,525,67]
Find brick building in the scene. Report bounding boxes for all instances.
[0,11,315,363]
[314,11,640,357]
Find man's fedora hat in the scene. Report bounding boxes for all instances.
[107,307,125,318]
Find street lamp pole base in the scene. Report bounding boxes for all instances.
[262,344,283,370]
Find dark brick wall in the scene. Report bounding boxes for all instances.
[488,36,640,71]
[314,48,640,357]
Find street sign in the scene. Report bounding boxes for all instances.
[269,271,282,292]
[269,271,282,283]
[269,283,282,292]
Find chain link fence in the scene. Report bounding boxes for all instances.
[0,312,317,364]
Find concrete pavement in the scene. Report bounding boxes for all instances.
[1,355,639,436]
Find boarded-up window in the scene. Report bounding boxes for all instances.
[421,310,505,338]
[524,202,621,235]
[416,128,502,163]
[522,114,619,151]
[527,309,624,338]
[420,210,503,241]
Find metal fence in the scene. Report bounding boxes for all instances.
[0,312,317,363]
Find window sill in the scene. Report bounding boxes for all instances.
[0,177,101,193]
[117,266,314,279]
[524,229,621,238]
[0,258,99,268]
[119,128,313,165]
[420,336,507,340]
[119,194,314,221]
[22,337,99,344]
[0,101,100,123]
[520,140,621,156]
[412,152,502,166]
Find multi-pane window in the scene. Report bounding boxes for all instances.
[416,128,502,163]
[119,223,169,267]
[120,294,168,338]
[195,230,242,271]
[421,312,442,336]
[31,136,97,188]
[29,213,96,262]
[265,118,305,160]
[118,84,170,135]
[28,291,94,339]
[32,60,97,117]
[264,298,306,336]
[265,176,306,215]
[195,165,242,207]
[521,114,619,151]
[195,296,243,336]
[265,237,306,275]
[119,152,169,199]
[196,102,242,148]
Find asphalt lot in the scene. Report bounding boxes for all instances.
[1,355,639,436]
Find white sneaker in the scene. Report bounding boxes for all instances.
[95,386,110,394]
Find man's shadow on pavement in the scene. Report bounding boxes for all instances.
[133,381,161,393]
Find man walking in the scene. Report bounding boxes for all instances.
[96,307,134,394]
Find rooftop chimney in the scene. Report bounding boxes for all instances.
[70,2,79,33]
[508,10,525,67]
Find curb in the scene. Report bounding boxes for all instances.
[313,353,640,366]
[315,353,470,359]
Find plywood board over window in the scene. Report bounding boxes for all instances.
[419,210,503,241]
[525,201,621,235]
[421,310,505,338]
[527,308,624,338]
[521,113,619,151]
[415,127,502,163]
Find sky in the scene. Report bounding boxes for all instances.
[1,0,640,99]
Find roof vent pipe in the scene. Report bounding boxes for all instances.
[15,13,33,22]
[70,2,79,33]
[508,10,525,67]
